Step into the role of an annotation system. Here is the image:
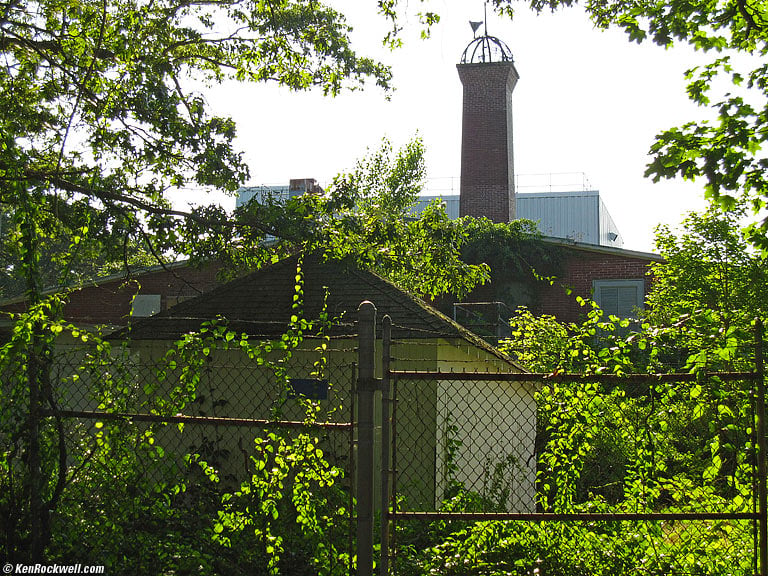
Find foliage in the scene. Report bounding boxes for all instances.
[209,430,350,576]
[0,302,187,566]
[0,207,157,299]
[647,206,768,331]
[186,265,353,576]
[505,307,573,372]
[227,137,492,300]
[0,0,391,290]
[500,229,763,516]
[461,218,559,283]
[4,1,768,572]
[324,138,488,299]
[456,217,566,310]
[397,513,754,576]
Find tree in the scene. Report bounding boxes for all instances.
[496,0,768,250]
[0,0,394,299]
[0,207,159,299]
[0,0,394,562]
[1,0,398,289]
[647,206,768,330]
[311,138,492,299]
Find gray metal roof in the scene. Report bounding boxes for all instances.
[413,189,625,248]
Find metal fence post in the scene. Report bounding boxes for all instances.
[357,301,376,576]
[380,315,392,576]
[756,318,766,576]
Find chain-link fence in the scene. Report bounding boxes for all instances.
[381,321,766,576]
[5,308,767,576]
[49,340,357,478]
[1,333,358,575]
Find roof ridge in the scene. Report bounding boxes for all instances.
[152,254,302,319]
[346,266,525,370]
[117,252,522,370]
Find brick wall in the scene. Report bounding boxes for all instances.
[535,250,656,323]
[1,262,222,327]
[458,61,519,223]
[3,250,659,335]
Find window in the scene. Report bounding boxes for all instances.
[592,280,644,320]
[131,294,161,317]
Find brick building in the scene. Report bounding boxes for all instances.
[0,261,221,335]
[441,27,663,331]
[534,240,661,324]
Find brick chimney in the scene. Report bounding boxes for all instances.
[289,178,323,195]
[457,39,519,223]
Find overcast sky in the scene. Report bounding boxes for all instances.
[196,2,719,252]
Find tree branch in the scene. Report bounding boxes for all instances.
[15,169,294,241]
[736,0,767,36]
[55,0,109,179]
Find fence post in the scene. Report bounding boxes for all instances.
[27,336,44,561]
[357,301,376,576]
[380,315,392,576]
[757,318,766,576]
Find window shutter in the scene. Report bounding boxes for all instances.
[617,285,639,318]
[593,280,644,319]
[600,286,619,316]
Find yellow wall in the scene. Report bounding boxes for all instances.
[47,334,536,512]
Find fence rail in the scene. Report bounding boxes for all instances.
[41,408,354,429]
[389,370,762,382]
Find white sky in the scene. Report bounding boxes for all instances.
[197,2,720,253]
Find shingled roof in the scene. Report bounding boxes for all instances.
[119,254,516,364]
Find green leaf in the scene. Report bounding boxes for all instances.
[690,385,702,399]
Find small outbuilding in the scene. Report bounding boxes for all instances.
[118,254,537,511]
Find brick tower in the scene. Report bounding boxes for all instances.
[457,28,519,222]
